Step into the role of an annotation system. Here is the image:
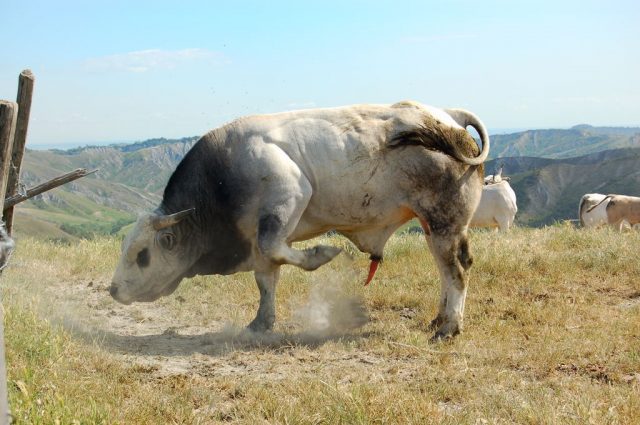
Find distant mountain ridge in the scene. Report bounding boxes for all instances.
[570,124,640,136]
[15,136,199,241]
[49,136,199,155]
[12,125,640,240]
[489,125,640,159]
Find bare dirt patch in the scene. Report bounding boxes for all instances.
[37,265,404,383]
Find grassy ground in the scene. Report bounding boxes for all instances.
[1,226,639,424]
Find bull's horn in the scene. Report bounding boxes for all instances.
[151,208,195,230]
[445,108,491,166]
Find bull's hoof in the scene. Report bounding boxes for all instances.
[302,245,342,271]
[430,322,461,342]
[428,315,446,330]
[247,318,274,333]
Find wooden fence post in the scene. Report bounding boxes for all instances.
[4,70,35,235]
[0,100,18,425]
[0,101,17,212]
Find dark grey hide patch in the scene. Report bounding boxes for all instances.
[457,237,473,271]
[136,248,150,268]
[257,214,282,253]
[160,131,252,276]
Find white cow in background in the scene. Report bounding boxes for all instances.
[470,181,517,231]
[585,194,640,231]
[578,193,609,227]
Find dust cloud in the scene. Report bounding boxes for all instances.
[292,270,369,336]
[207,265,370,348]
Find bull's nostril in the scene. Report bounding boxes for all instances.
[109,286,118,297]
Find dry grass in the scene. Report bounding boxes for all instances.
[1,225,639,424]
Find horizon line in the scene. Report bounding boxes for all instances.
[26,124,640,151]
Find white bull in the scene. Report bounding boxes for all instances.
[110,101,490,340]
[470,181,517,231]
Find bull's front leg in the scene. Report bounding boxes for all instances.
[248,267,280,332]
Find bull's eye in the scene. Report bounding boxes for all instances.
[159,233,176,251]
[136,248,150,268]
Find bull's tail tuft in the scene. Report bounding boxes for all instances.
[388,109,490,167]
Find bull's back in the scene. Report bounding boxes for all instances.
[228,106,413,213]
[223,103,481,231]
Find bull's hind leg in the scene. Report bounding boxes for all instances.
[429,232,473,339]
[418,216,474,339]
[419,219,447,330]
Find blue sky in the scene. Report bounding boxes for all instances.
[1,0,638,147]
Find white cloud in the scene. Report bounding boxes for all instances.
[551,96,601,104]
[84,48,227,73]
[400,34,477,44]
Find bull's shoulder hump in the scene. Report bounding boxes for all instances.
[224,103,427,129]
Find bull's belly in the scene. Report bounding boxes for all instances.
[290,201,414,242]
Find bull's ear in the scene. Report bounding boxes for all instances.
[151,208,195,230]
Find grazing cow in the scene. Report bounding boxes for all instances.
[0,223,15,271]
[470,181,517,231]
[578,193,609,228]
[484,164,511,186]
[110,101,490,339]
[587,194,640,231]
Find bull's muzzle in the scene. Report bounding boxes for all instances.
[109,283,133,305]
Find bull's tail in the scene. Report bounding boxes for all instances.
[585,195,613,214]
[445,109,490,166]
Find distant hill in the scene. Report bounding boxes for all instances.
[11,125,640,240]
[489,125,640,159]
[14,137,198,241]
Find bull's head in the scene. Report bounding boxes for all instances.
[110,208,195,304]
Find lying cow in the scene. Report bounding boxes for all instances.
[470,181,517,231]
[587,194,640,230]
[110,101,490,339]
[579,193,609,228]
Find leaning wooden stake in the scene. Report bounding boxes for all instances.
[4,70,35,235]
[0,102,17,207]
[0,100,18,425]
[3,168,98,210]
